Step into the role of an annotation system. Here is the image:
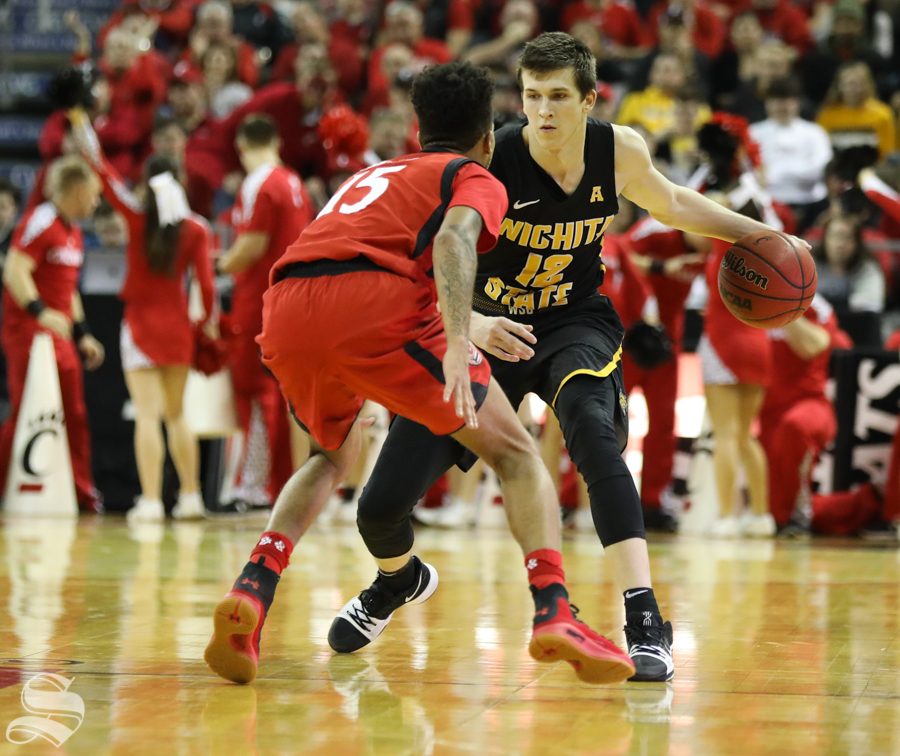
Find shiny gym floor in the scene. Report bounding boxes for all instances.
[0,515,897,755]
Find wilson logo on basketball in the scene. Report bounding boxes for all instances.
[722,251,769,290]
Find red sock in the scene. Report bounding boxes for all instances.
[249,531,294,576]
[525,549,566,590]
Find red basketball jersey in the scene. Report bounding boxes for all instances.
[273,152,508,288]
[3,202,83,331]
[232,164,312,324]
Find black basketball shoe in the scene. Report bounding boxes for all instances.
[328,557,439,653]
[624,611,675,682]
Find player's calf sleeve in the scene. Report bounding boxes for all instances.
[556,376,645,546]
[356,418,463,559]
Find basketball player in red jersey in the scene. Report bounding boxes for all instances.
[217,115,313,508]
[204,62,636,686]
[341,35,811,683]
[0,156,105,512]
[70,110,217,523]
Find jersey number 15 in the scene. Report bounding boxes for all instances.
[317,165,408,217]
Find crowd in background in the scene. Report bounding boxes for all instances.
[1,0,899,536]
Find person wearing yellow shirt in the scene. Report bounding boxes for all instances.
[816,61,896,157]
[616,53,710,142]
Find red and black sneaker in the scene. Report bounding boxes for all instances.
[205,561,279,684]
[529,583,635,685]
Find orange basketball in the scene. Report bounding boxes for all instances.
[717,232,817,328]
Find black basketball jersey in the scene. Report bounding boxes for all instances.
[473,118,619,321]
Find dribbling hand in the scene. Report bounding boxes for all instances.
[442,338,478,429]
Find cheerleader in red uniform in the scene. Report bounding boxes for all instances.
[692,117,776,537]
[71,110,217,522]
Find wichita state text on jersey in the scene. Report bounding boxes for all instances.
[473,118,619,319]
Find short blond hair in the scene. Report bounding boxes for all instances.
[46,155,97,198]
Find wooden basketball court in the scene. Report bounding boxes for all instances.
[0,515,897,754]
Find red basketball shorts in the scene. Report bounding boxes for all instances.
[256,267,491,450]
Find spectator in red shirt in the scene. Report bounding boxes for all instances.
[463,0,539,69]
[644,0,727,61]
[367,1,452,95]
[0,157,105,513]
[360,42,415,116]
[562,0,650,56]
[748,0,813,54]
[759,295,848,532]
[218,42,346,190]
[216,115,313,507]
[272,1,366,97]
[99,0,197,51]
[181,0,260,87]
[202,42,253,118]
[167,67,228,218]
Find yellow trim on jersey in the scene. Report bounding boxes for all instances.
[551,343,623,408]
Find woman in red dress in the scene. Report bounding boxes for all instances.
[71,110,216,522]
[692,117,775,537]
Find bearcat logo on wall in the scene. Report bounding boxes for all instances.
[16,411,66,495]
[5,673,84,747]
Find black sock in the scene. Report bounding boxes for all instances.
[377,557,418,593]
[233,560,280,614]
[624,587,661,623]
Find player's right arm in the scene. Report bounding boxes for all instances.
[433,206,484,429]
[3,249,71,338]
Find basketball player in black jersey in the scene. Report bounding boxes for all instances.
[328,33,810,682]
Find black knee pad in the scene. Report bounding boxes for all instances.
[356,417,462,559]
[555,375,645,546]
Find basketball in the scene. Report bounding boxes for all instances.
[717,231,817,328]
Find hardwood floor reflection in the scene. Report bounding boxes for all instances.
[0,517,897,755]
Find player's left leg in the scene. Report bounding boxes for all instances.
[555,374,674,682]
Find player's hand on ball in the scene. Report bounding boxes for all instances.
[785,234,812,254]
[443,337,478,429]
[469,312,536,362]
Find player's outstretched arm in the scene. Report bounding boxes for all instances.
[433,205,484,428]
[613,125,791,246]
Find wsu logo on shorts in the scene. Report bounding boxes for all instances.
[467,343,483,366]
[6,673,84,747]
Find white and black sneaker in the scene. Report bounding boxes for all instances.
[624,611,675,682]
[328,557,439,653]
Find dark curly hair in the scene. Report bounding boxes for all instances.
[517,32,597,99]
[411,61,494,152]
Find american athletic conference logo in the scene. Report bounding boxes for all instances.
[6,673,84,747]
[16,411,65,495]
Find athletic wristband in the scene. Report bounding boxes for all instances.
[73,321,91,341]
[25,299,46,318]
[649,259,665,276]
